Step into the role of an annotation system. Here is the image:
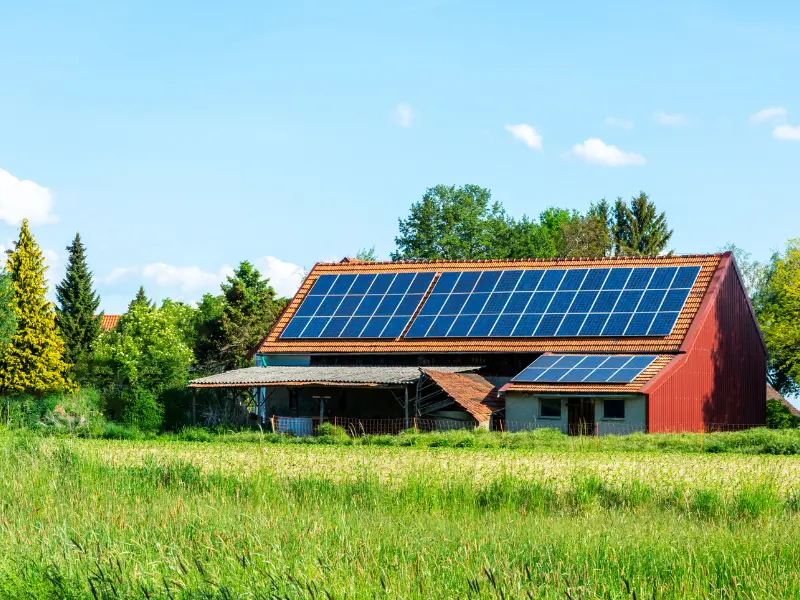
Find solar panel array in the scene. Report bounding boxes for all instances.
[280,265,701,339]
[405,266,700,338]
[280,272,435,339]
[513,354,658,384]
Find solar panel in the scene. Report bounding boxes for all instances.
[281,271,435,339]
[406,265,700,339]
[512,354,658,384]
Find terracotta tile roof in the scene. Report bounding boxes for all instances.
[99,314,120,331]
[500,355,674,394]
[423,369,495,422]
[257,254,724,355]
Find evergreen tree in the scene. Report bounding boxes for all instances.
[0,219,74,394]
[613,192,673,256]
[55,233,101,377]
[0,270,16,354]
[128,286,152,311]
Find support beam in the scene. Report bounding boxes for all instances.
[404,386,409,429]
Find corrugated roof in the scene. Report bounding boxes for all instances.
[257,254,723,355]
[188,365,479,388]
[423,369,496,422]
[501,355,674,394]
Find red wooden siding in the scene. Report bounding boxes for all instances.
[643,253,766,432]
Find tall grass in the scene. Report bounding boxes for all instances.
[1,433,800,598]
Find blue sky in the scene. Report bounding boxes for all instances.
[1,0,798,313]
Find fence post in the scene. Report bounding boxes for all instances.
[414,417,418,434]
[499,418,505,439]
[334,416,337,441]
[595,421,599,449]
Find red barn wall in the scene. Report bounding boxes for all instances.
[645,254,766,432]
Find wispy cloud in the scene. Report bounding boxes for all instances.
[773,124,800,141]
[654,111,687,126]
[605,117,633,130]
[504,124,543,150]
[391,103,414,128]
[0,169,58,226]
[750,106,787,125]
[569,138,646,167]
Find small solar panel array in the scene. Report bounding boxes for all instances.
[281,265,701,340]
[513,354,658,384]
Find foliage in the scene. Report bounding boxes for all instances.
[766,399,800,429]
[0,220,74,395]
[159,298,197,349]
[192,293,226,370]
[128,285,152,311]
[0,270,16,353]
[218,261,285,369]
[120,388,164,432]
[55,232,102,380]
[355,246,377,261]
[94,302,193,395]
[613,191,673,256]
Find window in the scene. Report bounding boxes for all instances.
[540,398,562,418]
[603,399,625,420]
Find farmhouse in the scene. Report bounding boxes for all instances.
[189,252,766,434]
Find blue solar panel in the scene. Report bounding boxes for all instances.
[282,271,434,339]
[285,264,702,340]
[513,354,658,383]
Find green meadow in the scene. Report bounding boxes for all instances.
[2,430,800,599]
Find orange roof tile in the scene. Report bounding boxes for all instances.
[99,314,120,331]
[423,369,495,421]
[257,254,724,355]
[501,355,674,394]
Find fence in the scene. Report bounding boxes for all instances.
[271,416,765,438]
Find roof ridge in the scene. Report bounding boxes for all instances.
[316,253,724,266]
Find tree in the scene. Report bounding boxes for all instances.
[219,261,285,368]
[753,240,800,397]
[0,219,74,395]
[55,233,101,379]
[128,286,152,311]
[193,293,226,370]
[613,192,673,256]
[355,247,378,261]
[0,270,16,354]
[766,398,800,429]
[94,302,193,395]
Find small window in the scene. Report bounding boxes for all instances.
[540,398,562,418]
[603,399,625,420]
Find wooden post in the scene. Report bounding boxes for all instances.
[595,421,599,448]
[499,418,505,439]
[414,417,418,434]
[404,386,409,430]
[334,416,337,440]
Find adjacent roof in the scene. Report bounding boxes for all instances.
[767,383,800,418]
[501,355,674,394]
[256,254,724,355]
[188,365,478,388]
[423,369,496,421]
[100,314,120,331]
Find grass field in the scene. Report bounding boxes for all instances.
[2,430,800,598]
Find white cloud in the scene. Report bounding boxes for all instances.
[605,117,633,130]
[103,267,138,283]
[504,124,543,150]
[750,106,787,125]
[569,138,646,167]
[141,263,234,292]
[43,248,59,265]
[654,111,687,126]
[391,103,414,128]
[0,169,58,226]
[773,124,800,141]
[254,256,305,298]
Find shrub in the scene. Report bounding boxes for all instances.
[766,398,800,429]
[316,422,350,440]
[120,388,164,432]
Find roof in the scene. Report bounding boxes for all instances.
[188,365,478,388]
[256,254,724,355]
[100,314,120,331]
[767,384,800,418]
[501,355,673,395]
[423,369,496,421]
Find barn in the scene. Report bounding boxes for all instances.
[189,252,766,434]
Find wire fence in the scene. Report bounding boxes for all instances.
[271,416,765,438]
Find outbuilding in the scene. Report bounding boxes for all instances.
[189,252,766,433]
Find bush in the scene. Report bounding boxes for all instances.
[120,388,164,432]
[316,422,349,440]
[766,398,800,429]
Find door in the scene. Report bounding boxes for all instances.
[567,398,595,435]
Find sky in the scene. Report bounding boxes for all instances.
[1,0,799,313]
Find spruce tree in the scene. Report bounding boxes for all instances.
[56,233,101,376]
[128,286,152,311]
[613,192,673,256]
[0,220,74,394]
